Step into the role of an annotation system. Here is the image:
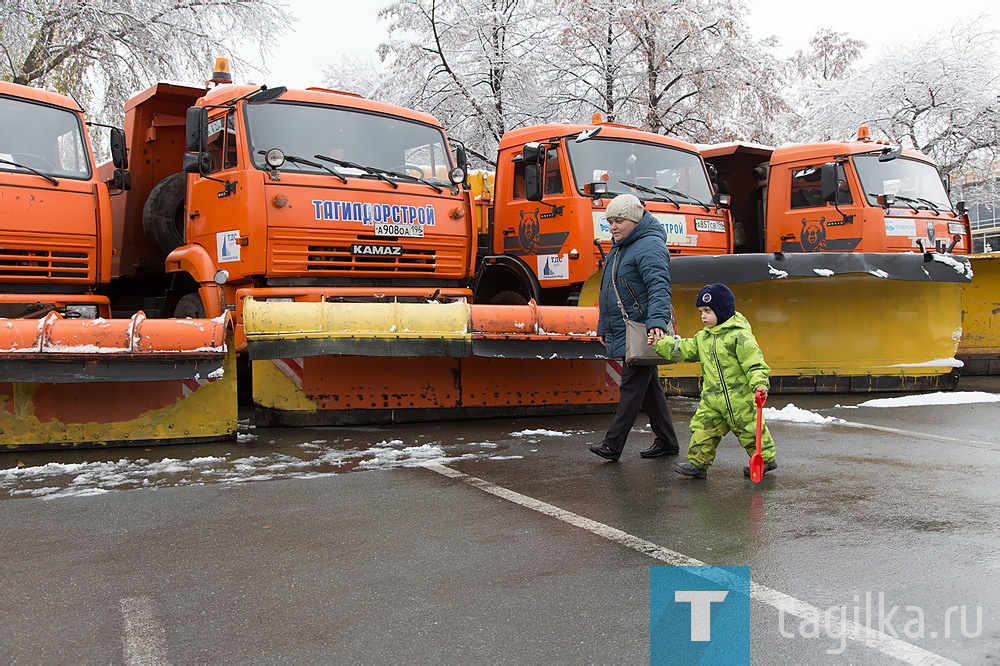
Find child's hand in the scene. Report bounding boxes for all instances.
[755,387,768,402]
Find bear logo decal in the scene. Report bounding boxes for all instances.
[800,216,828,252]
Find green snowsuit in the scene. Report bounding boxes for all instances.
[653,312,776,470]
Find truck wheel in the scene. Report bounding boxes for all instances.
[490,290,529,305]
[173,292,206,319]
[143,172,187,256]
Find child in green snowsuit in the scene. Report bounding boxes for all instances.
[651,283,777,479]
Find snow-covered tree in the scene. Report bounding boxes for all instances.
[0,0,292,121]
[801,20,1000,182]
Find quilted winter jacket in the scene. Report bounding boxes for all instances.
[654,311,770,426]
[596,210,672,359]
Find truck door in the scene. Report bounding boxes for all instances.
[186,111,254,274]
[773,163,862,252]
[503,146,575,287]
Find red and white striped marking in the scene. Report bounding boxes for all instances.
[182,378,210,397]
[272,358,304,390]
[605,360,622,387]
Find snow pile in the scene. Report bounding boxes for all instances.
[763,403,845,425]
[510,429,572,437]
[857,391,1000,408]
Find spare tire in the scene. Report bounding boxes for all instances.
[142,172,187,256]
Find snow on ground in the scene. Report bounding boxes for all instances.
[0,428,585,500]
[763,404,846,425]
[856,391,1000,408]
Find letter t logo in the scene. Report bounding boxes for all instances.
[675,591,729,641]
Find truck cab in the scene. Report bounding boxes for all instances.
[703,127,971,256]
[476,118,730,306]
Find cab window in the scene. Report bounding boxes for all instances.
[205,114,238,172]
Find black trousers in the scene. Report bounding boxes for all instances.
[603,363,679,455]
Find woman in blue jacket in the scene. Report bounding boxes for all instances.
[590,194,680,462]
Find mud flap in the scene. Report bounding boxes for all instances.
[0,312,237,450]
[958,253,1000,375]
[661,252,971,395]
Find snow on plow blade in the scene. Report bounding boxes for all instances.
[0,312,237,450]
[242,297,615,426]
[662,252,972,395]
[958,253,1000,375]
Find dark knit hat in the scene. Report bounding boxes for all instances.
[696,283,736,324]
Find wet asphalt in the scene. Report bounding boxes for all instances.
[0,377,997,664]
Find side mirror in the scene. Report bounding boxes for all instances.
[942,173,952,194]
[820,163,839,202]
[521,142,545,165]
[878,144,902,162]
[525,162,542,202]
[455,144,469,171]
[110,128,128,169]
[185,107,208,152]
[183,151,212,174]
[247,86,286,104]
[113,168,131,191]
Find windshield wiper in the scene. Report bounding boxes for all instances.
[0,158,58,185]
[378,168,443,193]
[315,155,398,189]
[619,180,680,209]
[893,194,940,213]
[258,151,348,184]
[655,185,711,211]
[285,154,347,184]
[912,196,944,215]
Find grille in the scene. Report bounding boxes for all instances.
[0,246,91,279]
[270,229,468,277]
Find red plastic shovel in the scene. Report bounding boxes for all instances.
[750,390,766,483]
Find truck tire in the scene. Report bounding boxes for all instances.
[143,172,187,256]
[490,290,529,305]
[173,292,206,319]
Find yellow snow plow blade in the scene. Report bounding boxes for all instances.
[0,312,237,450]
[243,297,473,359]
[583,253,970,394]
[958,253,1000,375]
[242,295,615,426]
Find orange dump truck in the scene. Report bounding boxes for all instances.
[0,81,235,450]
[110,61,615,426]
[475,120,972,394]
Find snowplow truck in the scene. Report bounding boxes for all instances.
[0,81,236,450]
[698,127,972,392]
[475,118,971,395]
[114,60,615,426]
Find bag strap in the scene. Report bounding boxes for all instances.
[610,251,630,322]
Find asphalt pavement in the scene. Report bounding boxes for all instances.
[1,376,997,664]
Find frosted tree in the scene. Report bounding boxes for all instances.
[0,0,292,121]
[371,0,553,165]
[802,20,1000,185]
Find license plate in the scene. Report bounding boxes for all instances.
[695,218,726,233]
[375,222,424,238]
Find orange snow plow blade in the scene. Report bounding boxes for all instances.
[0,312,237,450]
[958,253,1000,375]
[242,296,615,426]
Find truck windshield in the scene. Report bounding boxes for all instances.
[245,102,453,184]
[853,155,952,211]
[566,138,713,203]
[0,95,91,179]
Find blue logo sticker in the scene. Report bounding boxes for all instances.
[650,566,750,665]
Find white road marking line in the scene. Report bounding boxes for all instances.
[120,596,169,666]
[422,462,959,666]
[835,420,1000,451]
